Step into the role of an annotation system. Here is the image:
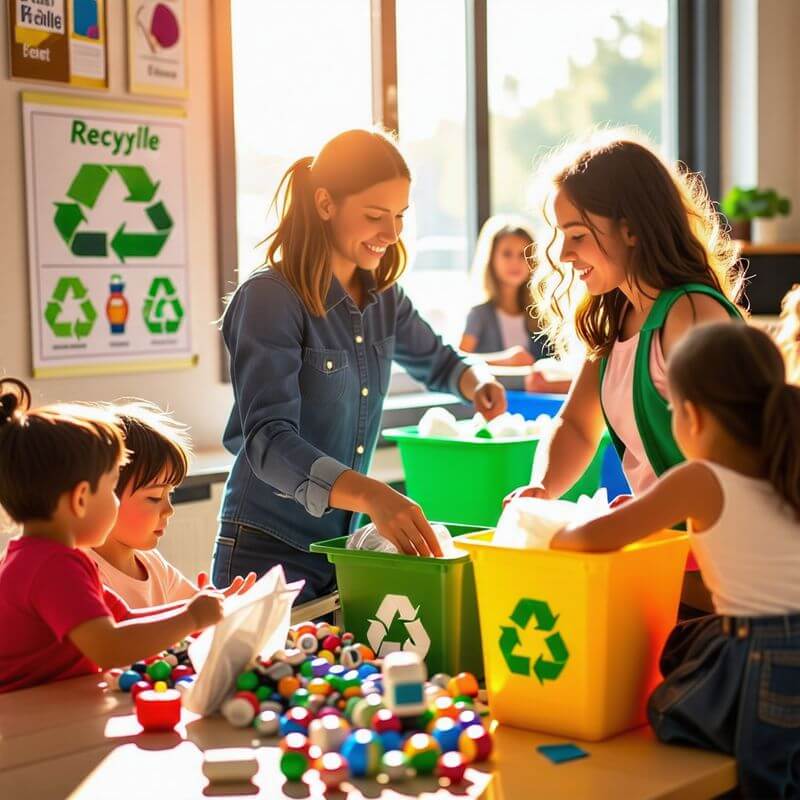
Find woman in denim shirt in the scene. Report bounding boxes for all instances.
[213,130,506,602]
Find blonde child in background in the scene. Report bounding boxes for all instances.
[460,216,544,367]
[0,380,223,693]
[551,323,800,797]
[776,283,800,385]
[90,402,255,608]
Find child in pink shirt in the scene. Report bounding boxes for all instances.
[0,379,223,693]
[89,402,255,607]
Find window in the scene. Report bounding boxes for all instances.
[395,0,469,346]
[230,0,373,282]
[488,1,671,215]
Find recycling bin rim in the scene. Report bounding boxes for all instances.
[310,522,487,567]
[456,528,689,559]
[382,424,540,446]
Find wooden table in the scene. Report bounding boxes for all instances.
[0,675,736,799]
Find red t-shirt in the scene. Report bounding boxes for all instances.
[0,537,130,693]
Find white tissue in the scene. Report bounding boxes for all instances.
[347,522,463,558]
[494,488,609,549]
[418,407,461,438]
[525,414,553,438]
[487,412,527,439]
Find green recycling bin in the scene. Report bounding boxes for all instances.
[382,424,609,528]
[311,523,486,678]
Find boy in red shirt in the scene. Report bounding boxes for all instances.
[0,379,223,693]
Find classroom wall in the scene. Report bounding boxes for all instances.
[0,0,233,451]
[720,0,800,240]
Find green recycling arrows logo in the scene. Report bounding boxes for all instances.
[142,277,184,334]
[54,164,173,262]
[499,598,569,684]
[44,276,97,339]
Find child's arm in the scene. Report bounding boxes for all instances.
[551,461,723,552]
[68,591,222,669]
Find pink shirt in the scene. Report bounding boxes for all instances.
[0,537,130,693]
[88,548,196,608]
[601,331,669,496]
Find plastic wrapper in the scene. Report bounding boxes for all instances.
[184,566,303,715]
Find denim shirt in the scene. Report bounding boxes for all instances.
[219,267,469,550]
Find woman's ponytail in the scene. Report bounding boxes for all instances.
[762,382,800,514]
[264,155,331,316]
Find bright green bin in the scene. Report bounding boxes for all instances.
[310,523,485,677]
[382,424,609,528]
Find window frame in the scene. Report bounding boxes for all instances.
[216,0,718,383]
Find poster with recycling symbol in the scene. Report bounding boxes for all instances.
[23,92,193,377]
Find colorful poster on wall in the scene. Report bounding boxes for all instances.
[22,92,193,378]
[127,0,187,98]
[8,0,108,89]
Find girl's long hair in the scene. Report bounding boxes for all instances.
[530,131,744,359]
[669,322,800,516]
[262,129,410,316]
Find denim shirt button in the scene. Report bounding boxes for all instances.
[361,387,369,397]
[325,360,333,370]
[355,335,363,344]
[356,445,365,455]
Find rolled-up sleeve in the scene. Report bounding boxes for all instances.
[223,276,349,518]
[392,285,470,401]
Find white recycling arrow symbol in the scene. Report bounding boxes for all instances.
[366,593,431,660]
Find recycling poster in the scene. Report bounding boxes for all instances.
[22,92,192,377]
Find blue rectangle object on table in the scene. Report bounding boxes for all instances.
[537,743,589,764]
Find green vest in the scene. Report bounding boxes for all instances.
[599,284,742,477]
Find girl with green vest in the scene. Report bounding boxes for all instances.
[506,135,744,613]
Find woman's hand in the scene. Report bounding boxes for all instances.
[473,378,507,420]
[364,484,443,557]
[504,346,535,367]
[503,483,550,508]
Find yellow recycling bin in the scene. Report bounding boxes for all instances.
[457,529,690,741]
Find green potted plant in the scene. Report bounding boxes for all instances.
[721,186,792,244]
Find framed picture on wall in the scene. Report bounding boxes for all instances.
[7,0,108,89]
[126,0,188,98]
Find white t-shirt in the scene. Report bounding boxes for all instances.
[496,308,530,352]
[88,548,196,608]
[689,461,800,617]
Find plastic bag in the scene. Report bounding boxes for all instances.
[184,566,303,715]
[347,522,463,558]
[494,488,609,549]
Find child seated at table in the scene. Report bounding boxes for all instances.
[551,322,800,797]
[0,380,223,693]
[89,402,255,607]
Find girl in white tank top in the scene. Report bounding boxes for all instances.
[551,321,800,797]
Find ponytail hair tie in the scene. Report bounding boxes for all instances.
[0,378,31,426]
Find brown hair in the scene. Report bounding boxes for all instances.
[261,129,411,317]
[111,401,191,497]
[471,215,539,336]
[776,284,800,385]
[0,379,127,522]
[668,322,800,515]
[531,132,744,359]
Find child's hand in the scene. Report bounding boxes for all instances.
[196,570,258,597]
[187,590,224,629]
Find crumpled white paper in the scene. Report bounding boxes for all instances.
[184,566,303,715]
[494,488,609,549]
[417,407,553,441]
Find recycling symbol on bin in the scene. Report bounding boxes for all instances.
[366,594,431,659]
[54,164,173,262]
[499,598,569,684]
[44,276,97,339]
[142,277,184,334]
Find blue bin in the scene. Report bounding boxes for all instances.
[504,391,630,499]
